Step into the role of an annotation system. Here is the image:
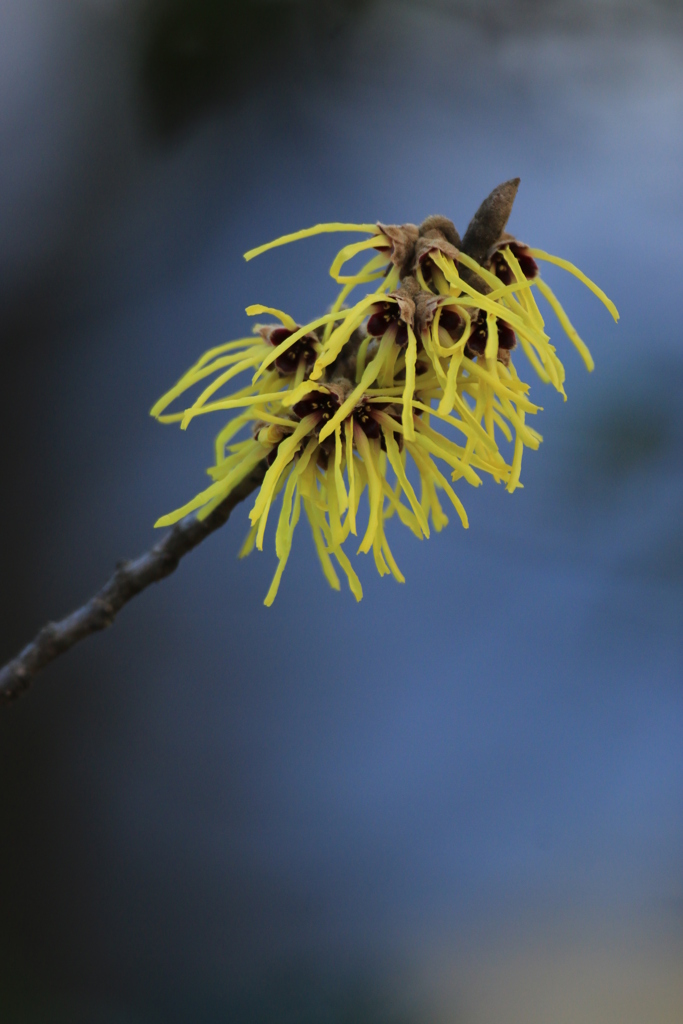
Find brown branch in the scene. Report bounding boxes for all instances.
[0,463,266,706]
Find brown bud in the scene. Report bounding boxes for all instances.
[389,276,420,327]
[418,215,461,249]
[376,222,419,278]
[413,234,459,270]
[413,290,440,334]
[461,178,520,265]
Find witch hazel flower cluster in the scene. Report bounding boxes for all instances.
[152,179,618,604]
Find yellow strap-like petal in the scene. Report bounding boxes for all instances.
[529,249,619,320]
[244,223,378,261]
[329,544,363,601]
[354,428,383,554]
[304,497,341,591]
[252,312,347,381]
[378,418,429,537]
[401,325,418,441]
[437,314,470,416]
[535,277,595,371]
[334,425,349,514]
[245,304,297,329]
[311,292,390,380]
[345,418,357,536]
[250,414,317,538]
[454,250,502,291]
[329,235,389,282]
[318,334,393,443]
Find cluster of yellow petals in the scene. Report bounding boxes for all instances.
[152,218,618,604]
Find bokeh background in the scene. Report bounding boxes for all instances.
[1,1,683,1021]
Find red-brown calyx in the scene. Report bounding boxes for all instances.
[375,222,419,278]
[488,238,538,286]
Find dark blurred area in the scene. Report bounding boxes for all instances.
[1,1,683,1021]
[140,0,374,136]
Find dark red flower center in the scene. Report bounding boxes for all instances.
[464,309,516,359]
[417,250,436,288]
[490,243,538,286]
[438,306,464,342]
[353,399,382,440]
[269,326,317,375]
[291,390,341,425]
[366,303,409,347]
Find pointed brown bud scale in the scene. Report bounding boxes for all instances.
[390,276,422,326]
[411,217,461,282]
[413,234,460,276]
[461,178,520,265]
[413,290,440,335]
[366,279,437,346]
[367,291,415,348]
[418,215,461,249]
[375,222,419,278]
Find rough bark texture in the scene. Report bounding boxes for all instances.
[0,463,266,705]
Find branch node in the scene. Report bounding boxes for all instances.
[91,597,116,630]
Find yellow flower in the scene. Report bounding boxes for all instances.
[153,179,618,603]
[242,179,618,487]
[153,325,511,603]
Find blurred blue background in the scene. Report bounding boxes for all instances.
[1,1,682,1021]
